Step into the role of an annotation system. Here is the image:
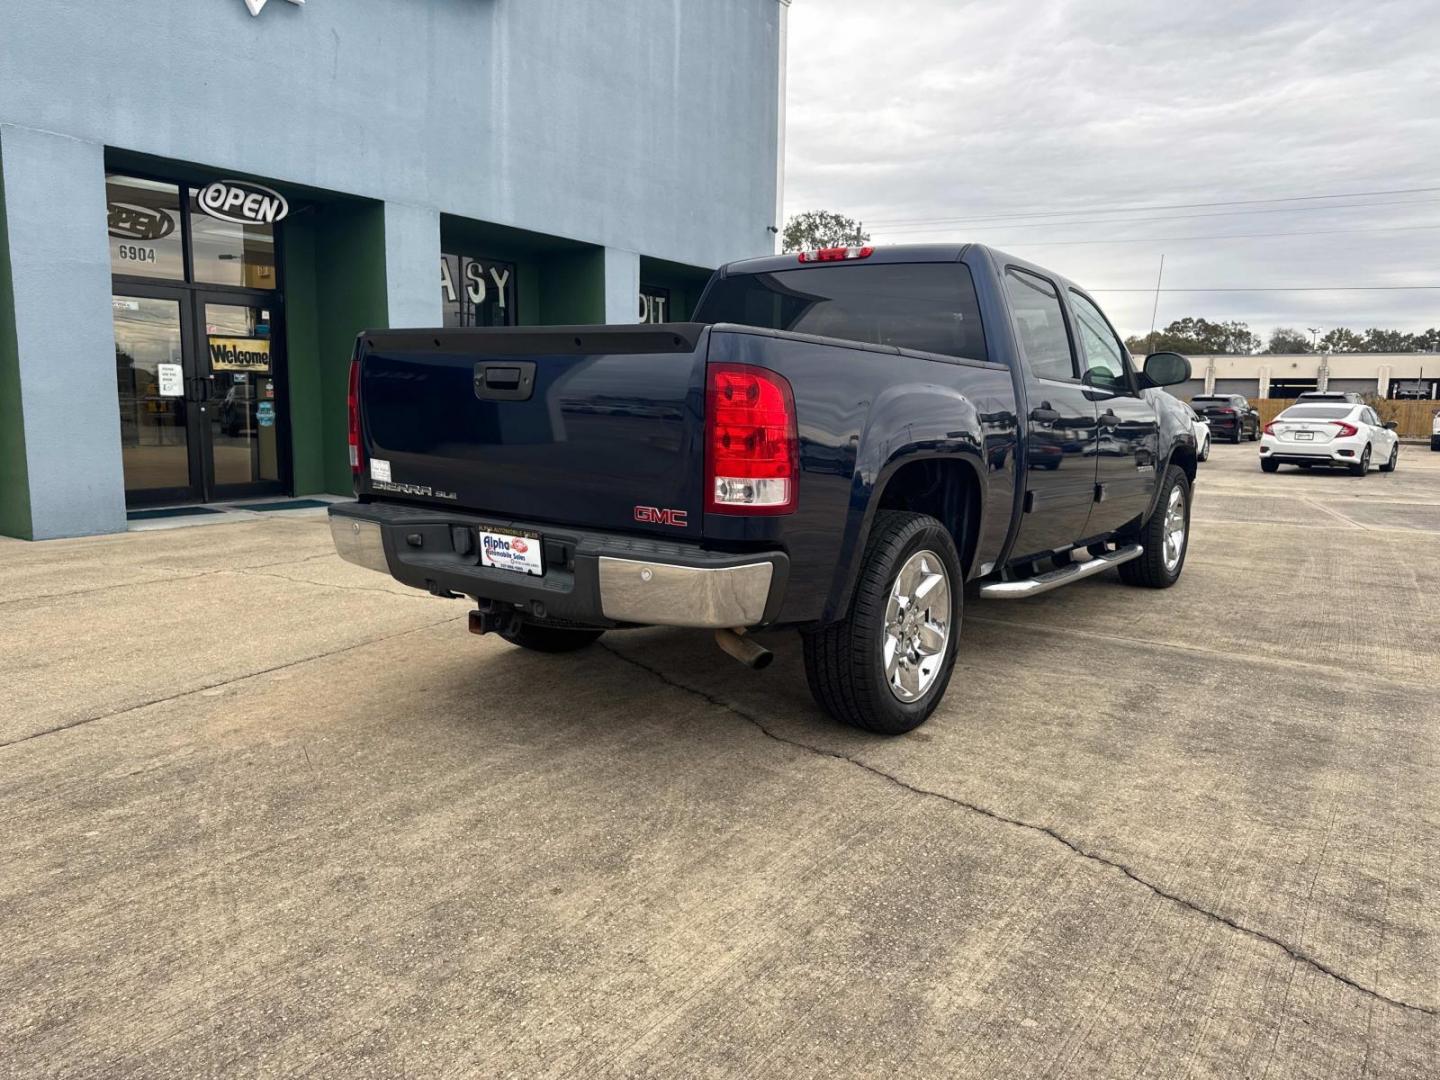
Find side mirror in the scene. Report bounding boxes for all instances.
[1384,420,1398,430]
[1142,351,1191,388]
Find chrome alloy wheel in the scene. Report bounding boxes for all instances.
[1162,484,1187,573]
[882,549,951,702]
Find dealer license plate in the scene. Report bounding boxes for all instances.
[477,527,543,576]
[1294,431,1314,440]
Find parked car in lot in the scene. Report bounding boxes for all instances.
[330,243,1200,734]
[1260,403,1400,475]
[1432,408,1440,451]
[1295,389,1366,405]
[1186,404,1212,462]
[1190,393,1260,442]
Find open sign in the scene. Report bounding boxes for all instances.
[108,203,176,241]
[196,179,289,226]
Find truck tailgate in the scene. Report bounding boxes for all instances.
[357,325,708,537]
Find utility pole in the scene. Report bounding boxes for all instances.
[1307,327,1327,390]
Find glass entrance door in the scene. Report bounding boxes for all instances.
[112,288,287,506]
[198,297,285,500]
[113,290,202,505]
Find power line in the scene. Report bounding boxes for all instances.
[1090,286,1440,293]
[864,184,1440,228]
[977,221,1440,247]
[874,196,1440,235]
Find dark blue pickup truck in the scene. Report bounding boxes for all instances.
[330,244,1196,733]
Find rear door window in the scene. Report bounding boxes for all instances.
[692,262,988,362]
[1002,268,1075,381]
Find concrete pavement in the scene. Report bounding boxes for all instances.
[2,444,1437,1077]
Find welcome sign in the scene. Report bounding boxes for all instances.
[209,337,271,372]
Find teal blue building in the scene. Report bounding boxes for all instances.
[0,0,787,538]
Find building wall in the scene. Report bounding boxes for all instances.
[0,0,784,538]
[1157,353,1439,403]
[0,0,783,271]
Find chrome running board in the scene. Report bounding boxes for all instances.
[979,544,1144,600]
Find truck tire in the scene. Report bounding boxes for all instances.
[802,511,962,735]
[500,621,605,653]
[1119,464,1191,589]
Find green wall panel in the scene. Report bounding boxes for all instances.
[0,154,33,539]
[282,201,388,497]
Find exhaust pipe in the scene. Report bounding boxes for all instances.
[714,628,773,670]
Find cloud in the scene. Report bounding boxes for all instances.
[784,0,1440,341]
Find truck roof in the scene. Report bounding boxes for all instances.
[721,243,973,276]
[716,243,1081,294]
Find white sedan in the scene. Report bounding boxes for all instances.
[1183,404,1211,462]
[1259,402,1400,476]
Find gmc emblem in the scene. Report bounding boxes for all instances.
[634,505,688,527]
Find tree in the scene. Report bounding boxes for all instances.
[1320,327,1365,353]
[1267,327,1311,354]
[1361,327,1417,353]
[781,211,870,253]
[1124,316,1258,355]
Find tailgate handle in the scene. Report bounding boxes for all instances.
[474,361,536,401]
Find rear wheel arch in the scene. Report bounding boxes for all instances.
[871,456,985,579]
[823,454,985,626]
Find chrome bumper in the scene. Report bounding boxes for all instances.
[329,510,780,629]
[597,556,773,628]
[330,516,389,574]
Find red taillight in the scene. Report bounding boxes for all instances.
[1263,421,1276,435]
[347,359,364,474]
[1215,408,1235,415]
[1333,421,1358,437]
[705,363,798,515]
[797,245,874,263]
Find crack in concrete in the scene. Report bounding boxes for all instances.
[0,553,337,609]
[0,615,466,751]
[229,566,439,599]
[599,642,1438,1019]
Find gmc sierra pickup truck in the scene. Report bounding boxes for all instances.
[330,244,1196,733]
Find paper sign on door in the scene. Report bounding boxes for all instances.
[157,363,183,398]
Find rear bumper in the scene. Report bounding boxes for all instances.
[1259,436,1363,463]
[328,502,788,630]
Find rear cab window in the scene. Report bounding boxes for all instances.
[692,262,989,363]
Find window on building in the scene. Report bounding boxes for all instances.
[1003,268,1073,380]
[190,190,277,288]
[639,284,672,323]
[106,175,185,281]
[441,254,518,326]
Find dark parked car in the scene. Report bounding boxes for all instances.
[330,244,1199,733]
[1189,393,1260,442]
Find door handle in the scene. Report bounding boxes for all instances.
[474,360,536,401]
[1029,407,1060,424]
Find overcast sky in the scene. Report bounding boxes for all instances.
[783,0,1440,344]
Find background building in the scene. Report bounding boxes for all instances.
[0,0,787,539]
[1166,353,1440,402]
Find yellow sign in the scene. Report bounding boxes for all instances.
[208,336,271,372]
